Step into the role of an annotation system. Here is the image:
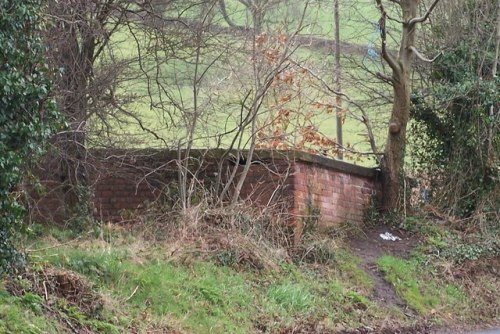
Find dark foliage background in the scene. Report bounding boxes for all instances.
[410,0,499,224]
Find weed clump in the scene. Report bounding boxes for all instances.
[7,266,102,316]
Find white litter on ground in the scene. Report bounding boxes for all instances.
[379,232,402,241]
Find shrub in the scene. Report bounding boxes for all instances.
[0,0,60,274]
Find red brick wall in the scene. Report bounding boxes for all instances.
[293,161,379,231]
[93,176,160,221]
[28,180,67,224]
[29,150,380,229]
[93,161,295,222]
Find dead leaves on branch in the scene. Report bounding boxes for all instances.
[252,33,358,160]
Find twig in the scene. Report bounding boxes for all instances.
[41,304,79,334]
[409,46,441,63]
[376,71,394,83]
[125,285,140,302]
[26,236,82,253]
[408,0,441,26]
[43,281,48,301]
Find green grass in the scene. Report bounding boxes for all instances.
[34,246,256,333]
[37,246,379,332]
[15,226,397,332]
[0,290,60,334]
[266,280,315,314]
[334,249,375,293]
[377,255,469,316]
[4,222,498,332]
[122,262,253,333]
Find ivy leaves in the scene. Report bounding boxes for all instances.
[0,0,60,275]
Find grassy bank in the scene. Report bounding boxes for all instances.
[1,216,498,333]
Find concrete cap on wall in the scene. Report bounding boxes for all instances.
[90,148,381,180]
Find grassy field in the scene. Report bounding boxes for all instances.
[85,0,406,166]
[209,0,395,45]
[88,1,400,167]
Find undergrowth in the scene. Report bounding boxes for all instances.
[377,216,499,325]
[1,215,498,333]
[0,290,60,334]
[28,239,385,333]
[2,223,395,333]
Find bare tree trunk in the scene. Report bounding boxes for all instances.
[376,0,440,211]
[48,1,95,218]
[380,74,411,211]
[334,0,343,160]
[493,1,500,77]
[46,0,129,220]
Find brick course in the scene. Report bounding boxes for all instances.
[30,150,381,234]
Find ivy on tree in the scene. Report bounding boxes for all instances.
[0,0,60,275]
[410,6,499,219]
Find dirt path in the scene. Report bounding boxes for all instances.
[280,225,498,334]
[347,226,500,334]
[348,224,418,312]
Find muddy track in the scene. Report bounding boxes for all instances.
[348,225,418,314]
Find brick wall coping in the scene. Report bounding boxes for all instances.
[90,148,380,179]
[284,150,380,180]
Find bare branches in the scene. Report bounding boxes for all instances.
[386,14,404,24]
[375,0,400,74]
[376,71,394,83]
[289,60,349,99]
[493,1,500,77]
[409,46,441,63]
[218,0,238,27]
[376,0,441,75]
[408,0,441,26]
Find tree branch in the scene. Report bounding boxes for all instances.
[238,0,251,8]
[376,71,395,83]
[409,46,441,63]
[408,0,441,26]
[218,0,238,27]
[387,15,404,24]
[375,0,400,72]
[289,60,350,99]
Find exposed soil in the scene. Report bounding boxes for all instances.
[276,225,434,334]
[348,224,418,310]
[348,225,418,261]
[278,321,434,334]
[346,227,500,334]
